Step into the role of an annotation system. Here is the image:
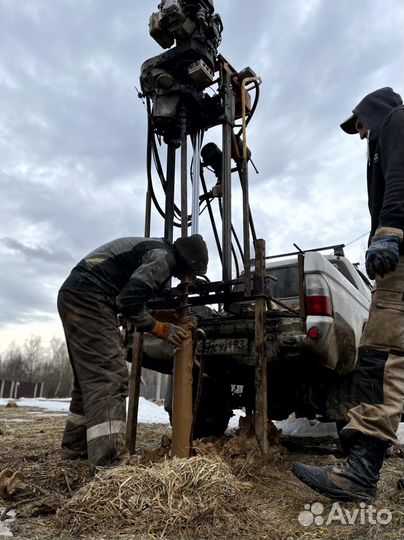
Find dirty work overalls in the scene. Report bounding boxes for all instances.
[58,289,129,470]
[342,257,404,444]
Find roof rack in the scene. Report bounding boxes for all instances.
[265,243,345,260]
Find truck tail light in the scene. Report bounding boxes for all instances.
[304,274,333,316]
[308,326,322,340]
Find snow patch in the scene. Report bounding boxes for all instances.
[275,418,339,438]
[0,509,16,537]
[136,397,170,424]
[1,398,403,443]
[0,398,70,411]
[0,397,170,424]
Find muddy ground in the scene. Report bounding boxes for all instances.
[0,405,403,540]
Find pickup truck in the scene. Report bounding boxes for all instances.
[142,248,372,438]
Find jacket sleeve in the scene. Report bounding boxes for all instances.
[115,249,175,332]
[378,108,404,241]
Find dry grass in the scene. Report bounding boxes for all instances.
[0,405,403,540]
[52,456,261,539]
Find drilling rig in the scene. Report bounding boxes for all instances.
[125,1,375,461]
[127,0,271,457]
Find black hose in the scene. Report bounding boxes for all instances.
[146,101,170,222]
[200,167,222,261]
[236,80,260,138]
[146,98,189,228]
[151,133,189,223]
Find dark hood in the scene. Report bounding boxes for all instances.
[173,234,209,275]
[341,87,403,140]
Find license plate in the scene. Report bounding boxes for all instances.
[200,338,249,355]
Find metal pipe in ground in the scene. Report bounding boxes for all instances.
[171,279,193,458]
[171,326,193,458]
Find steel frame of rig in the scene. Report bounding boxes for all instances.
[127,0,271,457]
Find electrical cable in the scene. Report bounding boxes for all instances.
[345,231,370,247]
[146,100,171,222]
[151,132,189,223]
[200,167,223,261]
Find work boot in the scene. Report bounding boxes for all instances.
[87,433,130,474]
[61,412,88,460]
[292,433,389,503]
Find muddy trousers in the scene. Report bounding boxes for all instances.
[342,257,404,446]
[57,289,130,470]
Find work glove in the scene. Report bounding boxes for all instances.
[365,235,400,280]
[178,315,198,331]
[150,321,188,346]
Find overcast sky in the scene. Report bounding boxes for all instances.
[0,0,403,350]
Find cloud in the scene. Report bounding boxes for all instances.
[0,0,403,347]
[0,237,74,264]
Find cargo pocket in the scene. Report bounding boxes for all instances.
[361,291,404,351]
[350,378,384,404]
[349,348,388,405]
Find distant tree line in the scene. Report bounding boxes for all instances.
[0,336,169,401]
[0,336,73,398]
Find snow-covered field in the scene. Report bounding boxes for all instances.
[1,397,403,443]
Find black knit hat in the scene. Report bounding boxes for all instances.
[173,234,209,275]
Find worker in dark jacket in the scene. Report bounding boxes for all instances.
[58,234,208,471]
[293,87,404,502]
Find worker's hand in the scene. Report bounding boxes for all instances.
[365,235,400,280]
[178,315,198,331]
[150,321,188,346]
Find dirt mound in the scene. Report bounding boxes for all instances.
[194,415,288,469]
[53,456,259,539]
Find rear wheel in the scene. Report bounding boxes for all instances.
[164,372,232,439]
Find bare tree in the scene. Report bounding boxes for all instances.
[23,336,46,381]
[0,337,74,398]
[2,341,26,381]
[50,337,72,397]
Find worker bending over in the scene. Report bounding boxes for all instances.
[58,234,208,471]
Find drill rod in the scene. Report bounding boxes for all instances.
[171,279,193,457]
